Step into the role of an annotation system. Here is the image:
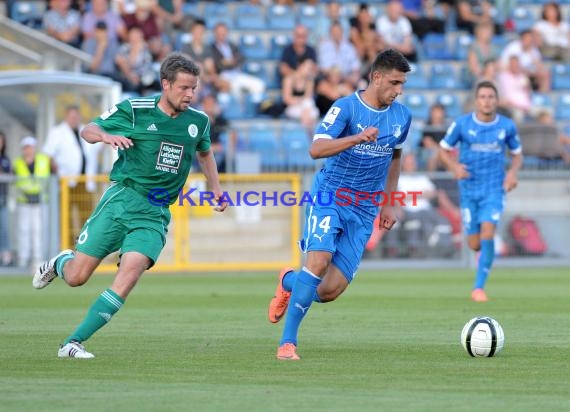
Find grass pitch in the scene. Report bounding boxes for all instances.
[1,268,569,412]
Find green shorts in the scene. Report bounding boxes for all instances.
[76,182,171,267]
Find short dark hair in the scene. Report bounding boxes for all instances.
[160,53,200,84]
[370,49,411,75]
[475,80,498,97]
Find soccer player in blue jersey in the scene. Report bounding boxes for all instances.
[438,80,523,302]
[268,49,412,360]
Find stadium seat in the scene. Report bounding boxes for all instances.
[436,93,463,120]
[510,7,536,32]
[405,64,429,89]
[204,4,233,29]
[239,34,269,60]
[270,34,291,60]
[243,62,270,86]
[174,32,191,52]
[182,2,199,18]
[247,126,284,169]
[297,4,319,29]
[402,94,430,120]
[430,63,462,89]
[11,1,44,29]
[555,93,570,120]
[234,4,267,30]
[217,94,246,121]
[454,34,473,61]
[281,125,313,170]
[551,64,570,90]
[531,92,553,110]
[422,33,455,60]
[267,5,296,31]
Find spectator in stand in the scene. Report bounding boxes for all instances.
[376,0,418,63]
[497,55,533,123]
[81,0,126,43]
[421,103,450,171]
[455,0,503,35]
[0,132,12,267]
[315,65,355,116]
[14,137,53,269]
[359,30,385,88]
[500,29,551,92]
[200,94,233,173]
[315,1,350,43]
[43,106,103,248]
[279,25,317,83]
[115,25,157,94]
[120,0,170,61]
[152,0,183,43]
[282,59,320,134]
[534,110,570,164]
[209,22,266,104]
[402,0,446,40]
[180,19,230,103]
[318,21,362,87]
[467,22,499,83]
[43,0,82,48]
[533,2,570,62]
[348,3,377,60]
[82,21,120,80]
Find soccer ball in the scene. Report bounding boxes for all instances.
[461,316,504,357]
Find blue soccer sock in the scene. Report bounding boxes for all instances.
[474,239,495,290]
[280,268,321,346]
[283,270,322,303]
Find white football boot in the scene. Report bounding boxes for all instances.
[58,341,95,359]
[32,249,74,289]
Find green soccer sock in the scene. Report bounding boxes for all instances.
[55,252,74,280]
[63,289,124,345]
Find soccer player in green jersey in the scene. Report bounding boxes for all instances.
[32,53,228,358]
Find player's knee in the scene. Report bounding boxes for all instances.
[63,269,91,287]
[467,238,480,251]
[318,289,341,303]
[307,258,330,277]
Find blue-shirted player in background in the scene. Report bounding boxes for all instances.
[439,80,523,302]
[268,49,412,360]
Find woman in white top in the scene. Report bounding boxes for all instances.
[533,2,570,62]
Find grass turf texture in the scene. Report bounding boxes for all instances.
[1,268,569,412]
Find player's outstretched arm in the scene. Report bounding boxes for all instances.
[80,123,133,150]
[309,127,378,159]
[196,149,227,212]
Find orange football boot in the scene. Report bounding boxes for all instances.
[268,268,294,323]
[276,343,300,360]
[471,288,489,302]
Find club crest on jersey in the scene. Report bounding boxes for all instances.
[392,124,402,138]
[188,124,198,138]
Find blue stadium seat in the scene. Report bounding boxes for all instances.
[281,125,313,170]
[174,32,191,52]
[454,34,473,61]
[430,63,462,89]
[270,34,291,60]
[555,93,570,120]
[234,4,267,30]
[204,4,233,29]
[551,64,570,90]
[243,62,270,85]
[239,34,269,60]
[531,92,553,109]
[436,93,463,120]
[182,2,199,18]
[217,94,246,121]
[510,7,536,32]
[297,4,319,29]
[11,1,44,29]
[247,126,284,169]
[402,94,430,120]
[267,5,296,30]
[422,33,455,60]
[406,64,429,89]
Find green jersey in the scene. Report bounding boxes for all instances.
[94,96,211,204]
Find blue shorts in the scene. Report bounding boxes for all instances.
[460,194,505,235]
[299,202,373,283]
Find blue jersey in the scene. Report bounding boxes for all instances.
[441,112,522,199]
[313,91,411,215]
